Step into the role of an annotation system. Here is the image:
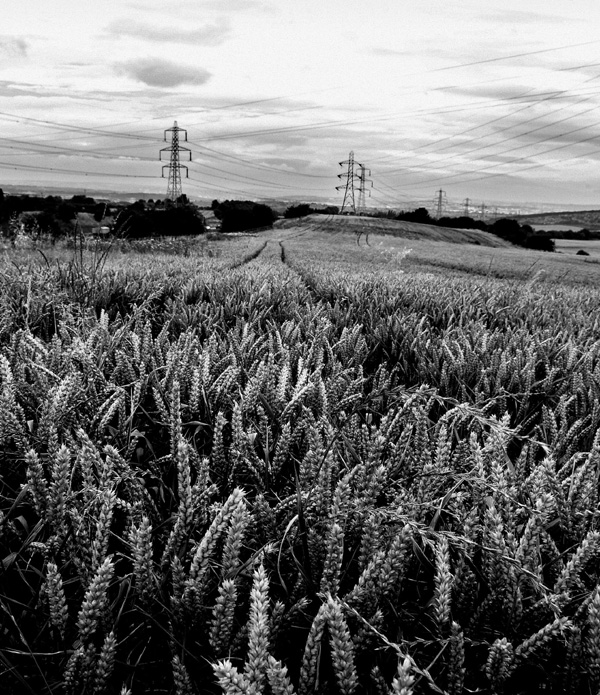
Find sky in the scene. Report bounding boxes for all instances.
[1,0,600,211]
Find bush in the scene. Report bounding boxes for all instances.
[523,235,555,252]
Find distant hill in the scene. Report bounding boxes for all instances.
[274,214,512,247]
[513,209,600,230]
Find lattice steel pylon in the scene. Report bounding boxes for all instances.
[336,151,362,214]
[160,121,191,205]
[433,189,447,218]
[356,164,373,214]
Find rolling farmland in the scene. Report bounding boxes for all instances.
[2,220,600,694]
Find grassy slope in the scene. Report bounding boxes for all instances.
[514,209,600,230]
[274,213,512,247]
[264,218,600,286]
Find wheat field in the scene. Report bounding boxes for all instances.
[1,226,600,694]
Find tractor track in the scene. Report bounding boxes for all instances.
[228,240,268,269]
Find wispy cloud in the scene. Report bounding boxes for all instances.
[481,9,580,25]
[368,47,415,58]
[115,58,211,87]
[106,18,231,46]
[0,36,28,59]
[198,0,273,11]
[442,83,541,102]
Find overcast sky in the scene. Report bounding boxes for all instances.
[1,0,600,210]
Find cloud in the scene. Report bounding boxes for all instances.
[115,58,211,87]
[0,36,28,58]
[442,83,540,102]
[197,0,273,11]
[368,47,414,58]
[107,18,230,46]
[481,9,580,25]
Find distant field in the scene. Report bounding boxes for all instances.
[274,213,512,247]
[269,216,600,286]
[516,208,600,229]
[531,224,584,232]
[554,238,600,255]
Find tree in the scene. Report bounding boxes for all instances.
[489,218,526,244]
[56,202,76,223]
[437,215,487,231]
[284,203,312,219]
[114,203,206,238]
[216,201,277,233]
[396,207,432,224]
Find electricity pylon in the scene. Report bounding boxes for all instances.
[337,151,357,214]
[356,164,373,214]
[337,151,371,214]
[160,121,191,205]
[433,189,447,218]
[463,198,470,216]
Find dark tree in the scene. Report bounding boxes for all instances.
[56,202,77,223]
[114,204,206,238]
[396,207,432,224]
[523,235,555,252]
[284,203,312,219]
[216,200,277,233]
[489,218,526,244]
[437,215,488,231]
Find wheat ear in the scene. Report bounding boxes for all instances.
[326,596,358,694]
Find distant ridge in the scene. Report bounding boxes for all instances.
[275,214,512,247]
[514,209,600,229]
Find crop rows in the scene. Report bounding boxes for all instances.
[2,235,600,694]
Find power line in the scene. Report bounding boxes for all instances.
[188,141,331,179]
[0,159,156,178]
[421,39,600,75]
[393,121,600,190]
[376,87,600,178]
[188,161,324,192]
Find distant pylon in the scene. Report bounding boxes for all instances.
[480,203,486,220]
[356,164,373,214]
[160,121,191,205]
[337,151,357,214]
[434,189,446,218]
[463,198,470,216]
